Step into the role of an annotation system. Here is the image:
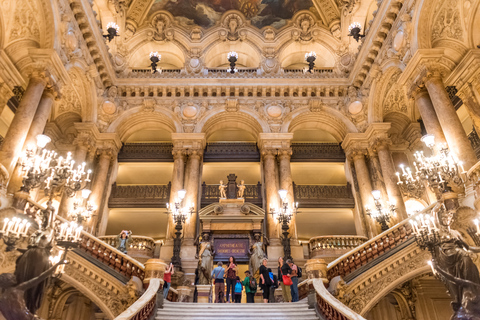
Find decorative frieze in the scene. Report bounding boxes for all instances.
[291,143,345,162]
[293,183,355,208]
[108,183,171,208]
[118,143,174,162]
[203,142,260,162]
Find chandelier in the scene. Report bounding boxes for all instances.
[365,190,396,231]
[149,52,161,74]
[103,22,119,42]
[409,212,442,254]
[305,51,316,73]
[67,189,96,226]
[397,134,466,198]
[348,22,365,42]
[227,51,238,74]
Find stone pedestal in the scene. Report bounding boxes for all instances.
[305,258,328,279]
[177,285,193,302]
[196,284,212,303]
[254,291,264,303]
[143,259,167,286]
[219,198,245,205]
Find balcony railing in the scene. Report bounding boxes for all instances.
[108,183,171,208]
[291,143,345,162]
[98,235,156,263]
[118,143,173,162]
[203,142,260,162]
[293,183,355,208]
[201,182,262,207]
[309,235,368,260]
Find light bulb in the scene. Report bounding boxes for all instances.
[278,189,288,200]
[177,189,187,200]
[36,134,51,148]
[81,189,92,199]
[421,134,435,148]
[371,190,381,200]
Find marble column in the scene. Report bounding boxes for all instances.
[0,75,48,177]
[413,88,447,147]
[166,149,186,240]
[92,149,114,236]
[262,149,280,240]
[351,151,376,237]
[424,74,477,169]
[183,149,202,240]
[7,89,56,194]
[375,141,408,221]
[367,148,389,202]
[278,148,297,239]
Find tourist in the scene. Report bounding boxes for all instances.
[259,258,272,303]
[242,270,256,303]
[267,268,278,303]
[225,256,237,303]
[163,262,174,299]
[289,260,299,302]
[211,261,225,303]
[234,276,243,303]
[278,257,292,302]
[116,230,132,254]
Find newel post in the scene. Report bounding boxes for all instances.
[305,258,328,309]
[144,259,167,312]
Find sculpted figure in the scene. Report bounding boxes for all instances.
[237,180,246,199]
[249,234,265,278]
[219,180,227,199]
[197,233,214,285]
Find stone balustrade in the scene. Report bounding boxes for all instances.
[327,204,435,281]
[114,278,161,320]
[309,235,368,261]
[99,235,156,263]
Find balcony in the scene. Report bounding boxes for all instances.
[203,142,260,162]
[118,143,173,162]
[291,143,345,162]
[108,183,171,208]
[293,183,355,208]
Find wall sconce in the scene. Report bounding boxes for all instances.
[348,22,365,42]
[305,51,316,73]
[227,51,238,74]
[149,52,161,74]
[103,22,119,42]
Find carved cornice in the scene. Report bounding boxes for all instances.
[171,133,206,150]
[258,133,293,152]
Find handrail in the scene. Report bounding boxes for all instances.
[114,278,161,320]
[327,203,437,280]
[309,235,368,251]
[24,199,145,280]
[313,279,366,320]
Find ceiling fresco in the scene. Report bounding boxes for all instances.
[148,0,315,29]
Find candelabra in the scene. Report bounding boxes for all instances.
[150,52,161,74]
[227,51,238,74]
[396,134,466,199]
[166,189,194,268]
[305,51,316,73]
[365,190,396,232]
[348,22,365,42]
[0,217,31,251]
[270,189,298,260]
[409,213,442,254]
[67,189,96,226]
[103,22,119,42]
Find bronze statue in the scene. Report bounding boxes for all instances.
[0,254,66,320]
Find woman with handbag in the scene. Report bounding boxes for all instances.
[278,257,292,303]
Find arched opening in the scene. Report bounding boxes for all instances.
[204,42,260,68]
[279,41,335,69]
[128,42,185,69]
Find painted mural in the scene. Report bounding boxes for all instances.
[148,0,315,29]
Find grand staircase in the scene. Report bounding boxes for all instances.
[156,300,318,320]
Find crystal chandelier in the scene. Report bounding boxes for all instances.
[397,134,466,199]
[365,190,396,231]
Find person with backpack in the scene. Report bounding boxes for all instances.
[211,261,226,303]
[242,270,256,303]
[278,257,292,303]
[289,260,300,302]
[267,268,278,303]
[259,258,272,303]
[234,276,243,303]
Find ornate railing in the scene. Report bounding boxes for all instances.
[109,183,171,208]
[293,183,355,208]
[291,143,345,162]
[314,279,366,320]
[115,278,161,320]
[309,236,368,259]
[201,182,262,207]
[203,142,260,162]
[99,235,156,261]
[327,204,435,281]
[118,143,173,162]
[468,128,480,160]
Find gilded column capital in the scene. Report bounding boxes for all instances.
[345,148,367,162]
[73,131,96,151]
[410,85,429,100]
[370,137,392,152]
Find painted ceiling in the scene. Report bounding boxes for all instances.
[147,0,315,29]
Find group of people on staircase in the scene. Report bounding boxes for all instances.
[210,255,301,303]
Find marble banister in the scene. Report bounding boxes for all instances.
[327,203,436,281]
[114,278,161,320]
[99,235,156,262]
[309,235,368,261]
[313,279,366,320]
